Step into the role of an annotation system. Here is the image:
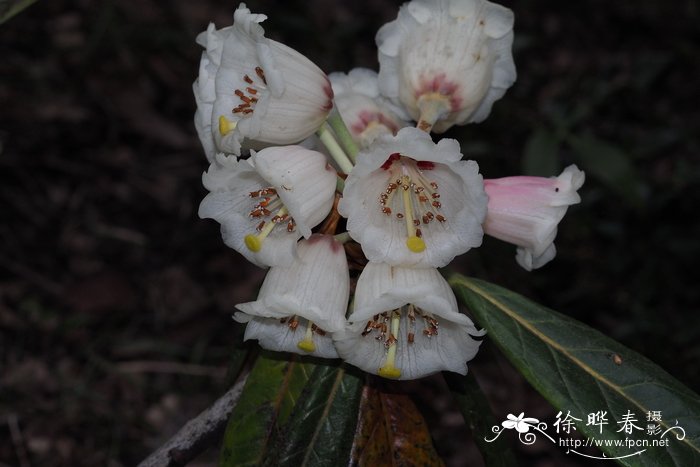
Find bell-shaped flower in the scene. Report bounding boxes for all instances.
[234,235,349,358]
[338,127,488,268]
[194,4,334,157]
[376,0,516,133]
[483,165,585,270]
[199,146,337,267]
[329,68,409,148]
[333,262,485,379]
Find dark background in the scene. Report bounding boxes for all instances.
[1,0,698,465]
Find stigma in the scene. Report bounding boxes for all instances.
[243,187,297,252]
[361,305,440,379]
[279,316,327,353]
[219,66,267,136]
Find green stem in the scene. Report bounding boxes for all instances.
[327,107,359,163]
[317,123,354,174]
[333,232,352,244]
[336,176,345,193]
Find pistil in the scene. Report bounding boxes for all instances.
[244,206,289,252]
[378,311,402,379]
[297,320,316,352]
[401,175,426,253]
[379,156,448,253]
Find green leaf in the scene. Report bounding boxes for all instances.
[522,128,561,176]
[444,372,516,467]
[568,133,645,207]
[350,382,445,466]
[0,0,38,24]
[264,364,363,467]
[450,274,700,466]
[219,352,316,467]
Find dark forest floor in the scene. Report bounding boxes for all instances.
[1,1,699,465]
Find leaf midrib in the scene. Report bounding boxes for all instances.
[454,277,699,455]
[300,368,345,466]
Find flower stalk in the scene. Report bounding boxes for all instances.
[327,107,359,162]
[317,123,354,174]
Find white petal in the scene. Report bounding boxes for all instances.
[236,314,339,358]
[516,243,557,271]
[350,263,479,327]
[235,235,349,332]
[252,146,337,238]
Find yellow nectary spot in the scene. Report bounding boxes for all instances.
[378,366,401,379]
[218,115,236,136]
[406,236,426,253]
[297,339,316,352]
[244,234,262,252]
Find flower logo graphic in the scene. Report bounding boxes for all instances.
[486,412,554,445]
[502,412,540,433]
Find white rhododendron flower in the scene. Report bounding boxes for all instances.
[329,68,409,148]
[235,235,349,358]
[334,262,485,379]
[376,0,516,132]
[483,165,585,270]
[338,127,488,268]
[199,146,337,267]
[193,4,334,157]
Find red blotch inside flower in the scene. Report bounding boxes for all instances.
[321,80,334,112]
[416,73,463,111]
[417,161,435,170]
[351,110,400,136]
[380,152,402,170]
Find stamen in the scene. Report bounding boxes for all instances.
[288,316,299,331]
[378,157,449,253]
[378,311,402,379]
[244,206,288,252]
[297,320,316,352]
[407,305,416,344]
[255,66,267,84]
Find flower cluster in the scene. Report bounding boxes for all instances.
[195,1,584,380]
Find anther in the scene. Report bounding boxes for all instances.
[255,66,267,84]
